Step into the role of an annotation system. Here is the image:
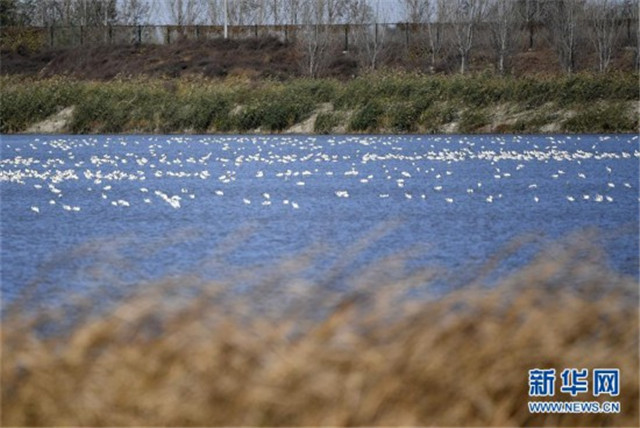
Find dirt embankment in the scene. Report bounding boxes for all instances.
[0,37,359,80]
[2,34,637,81]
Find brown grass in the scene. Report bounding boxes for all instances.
[1,234,638,427]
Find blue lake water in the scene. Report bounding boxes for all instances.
[1,134,638,304]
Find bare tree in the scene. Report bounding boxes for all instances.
[349,0,387,71]
[487,0,516,74]
[299,0,330,76]
[402,0,429,23]
[167,0,204,25]
[425,0,449,69]
[585,0,619,73]
[450,0,486,74]
[325,0,348,24]
[284,0,300,24]
[516,0,544,50]
[205,0,223,24]
[117,0,151,25]
[626,0,640,71]
[267,0,281,24]
[546,0,584,74]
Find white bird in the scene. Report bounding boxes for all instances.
[291,202,299,209]
[445,198,453,203]
[30,206,40,213]
[243,198,251,205]
[534,196,539,203]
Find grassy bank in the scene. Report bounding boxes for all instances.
[1,236,638,426]
[1,72,638,135]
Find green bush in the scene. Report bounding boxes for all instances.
[349,101,384,132]
[564,103,637,133]
[459,109,490,133]
[1,72,638,134]
[314,112,340,134]
[70,86,129,133]
[388,102,422,133]
[0,78,79,132]
[286,79,338,103]
[419,104,458,133]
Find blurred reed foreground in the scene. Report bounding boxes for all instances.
[1,234,638,427]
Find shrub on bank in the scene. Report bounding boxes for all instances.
[419,104,458,133]
[564,102,638,133]
[388,101,423,133]
[0,73,638,134]
[459,109,490,133]
[0,77,79,133]
[314,111,341,134]
[349,101,384,132]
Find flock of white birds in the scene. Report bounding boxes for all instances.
[1,134,638,215]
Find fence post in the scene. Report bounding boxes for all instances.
[80,25,84,46]
[375,23,378,45]
[49,26,54,48]
[137,25,142,44]
[284,25,288,43]
[254,24,258,38]
[196,25,200,40]
[344,25,348,51]
[166,26,171,44]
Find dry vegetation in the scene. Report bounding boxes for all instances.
[2,233,638,426]
[1,72,637,134]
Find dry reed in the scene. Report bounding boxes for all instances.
[1,234,638,427]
